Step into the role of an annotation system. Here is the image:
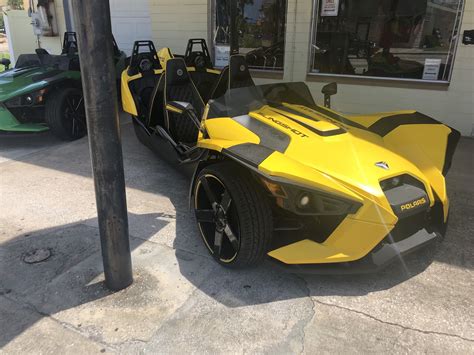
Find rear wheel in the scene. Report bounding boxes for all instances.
[45,87,86,141]
[193,162,273,268]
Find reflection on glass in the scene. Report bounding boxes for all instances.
[311,0,464,81]
[214,0,287,71]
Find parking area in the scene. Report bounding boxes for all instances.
[0,116,473,353]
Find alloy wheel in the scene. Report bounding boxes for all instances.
[194,174,240,262]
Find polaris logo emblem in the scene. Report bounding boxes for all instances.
[375,161,389,170]
[400,197,427,211]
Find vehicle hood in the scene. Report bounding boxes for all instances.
[209,104,433,200]
[0,67,57,102]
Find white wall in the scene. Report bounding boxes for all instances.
[110,0,153,55]
[149,0,208,55]
[4,10,38,64]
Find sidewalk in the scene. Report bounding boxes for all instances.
[0,118,473,353]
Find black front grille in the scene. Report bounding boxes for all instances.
[270,212,346,250]
[385,200,445,244]
[8,107,45,124]
[387,210,429,243]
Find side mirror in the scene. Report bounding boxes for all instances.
[321,82,337,108]
[1,58,11,70]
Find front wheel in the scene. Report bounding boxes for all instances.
[193,162,273,268]
[45,87,86,141]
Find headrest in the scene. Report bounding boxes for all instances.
[166,58,191,86]
[229,55,251,81]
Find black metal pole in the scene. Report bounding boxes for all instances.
[229,0,239,54]
[71,0,133,291]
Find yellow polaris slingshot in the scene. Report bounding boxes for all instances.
[121,39,460,273]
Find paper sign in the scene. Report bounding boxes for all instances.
[215,45,230,68]
[321,0,339,17]
[422,58,442,80]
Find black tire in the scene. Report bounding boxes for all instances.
[193,162,273,268]
[45,87,86,141]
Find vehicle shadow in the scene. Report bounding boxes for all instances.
[168,187,445,308]
[1,118,472,347]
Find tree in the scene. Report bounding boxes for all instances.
[8,0,24,10]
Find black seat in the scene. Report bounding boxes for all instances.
[127,41,162,114]
[164,58,205,144]
[209,55,254,99]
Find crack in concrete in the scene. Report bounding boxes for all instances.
[297,275,316,355]
[1,292,118,352]
[313,299,474,343]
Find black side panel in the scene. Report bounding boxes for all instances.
[442,128,461,175]
[223,143,275,167]
[368,112,441,137]
[232,114,290,153]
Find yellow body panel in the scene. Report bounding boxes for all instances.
[157,48,174,68]
[269,218,393,264]
[121,68,163,116]
[198,103,454,264]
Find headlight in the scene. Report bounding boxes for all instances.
[4,89,48,108]
[260,177,361,216]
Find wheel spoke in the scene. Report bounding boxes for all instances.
[74,115,87,128]
[72,115,78,135]
[74,97,84,111]
[195,209,215,223]
[220,190,232,212]
[200,176,218,207]
[214,230,223,257]
[224,224,239,251]
[66,97,75,112]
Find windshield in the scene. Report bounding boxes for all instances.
[208,82,317,118]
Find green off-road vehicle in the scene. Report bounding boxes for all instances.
[0,32,126,140]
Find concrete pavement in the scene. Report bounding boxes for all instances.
[0,119,473,354]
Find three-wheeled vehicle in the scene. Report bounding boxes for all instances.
[0,32,127,140]
[121,39,459,273]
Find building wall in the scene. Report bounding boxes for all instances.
[39,0,67,54]
[3,10,37,62]
[149,0,208,54]
[5,1,67,61]
[148,0,474,136]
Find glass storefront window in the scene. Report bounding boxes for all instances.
[213,0,287,71]
[310,0,464,82]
